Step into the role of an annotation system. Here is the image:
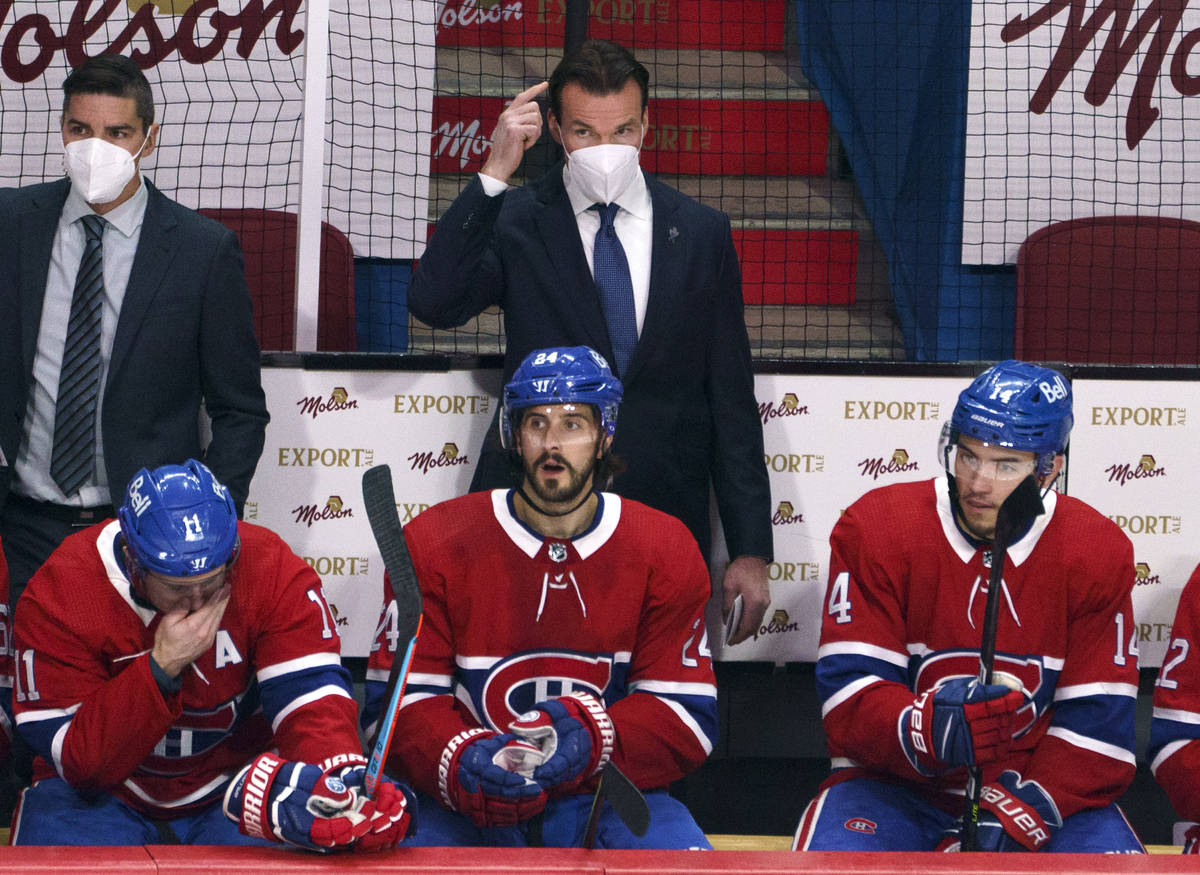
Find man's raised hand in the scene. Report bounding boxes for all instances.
[481,81,549,184]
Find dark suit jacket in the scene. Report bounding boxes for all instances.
[0,178,269,513]
[408,168,771,560]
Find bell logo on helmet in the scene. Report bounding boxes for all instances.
[1039,376,1069,403]
[128,475,151,516]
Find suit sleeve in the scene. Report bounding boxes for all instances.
[606,532,718,790]
[705,214,772,561]
[197,224,269,514]
[407,176,506,328]
[815,503,927,778]
[1019,540,1139,820]
[1150,563,1200,820]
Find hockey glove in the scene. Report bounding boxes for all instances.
[439,728,548,827]
[901,677,1025,774]
[975,769,1062,851]
[325,758,415,851]
[222,753,413,851]
[509,691,615,795]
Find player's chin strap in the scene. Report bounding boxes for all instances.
[515,484,595,518]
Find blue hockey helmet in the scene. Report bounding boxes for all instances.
[947,360,1073,476]
[118,459,239,578]
[500,346,624,449]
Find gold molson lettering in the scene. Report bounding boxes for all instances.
[394,394,490,415]
[536,0,667,26]
[1108,514,1181,535]
[439,0,524,28]
[278,448,374,467]
[766,562,820,582]
[764,453,822,473]
[302,556,370,576]
[1090,406,1186,426]
[844,400,940,421]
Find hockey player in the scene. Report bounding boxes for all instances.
[0,540,11,769]
[10,460,411,850]
[793,360,1143,853]
[363,346,717,848]
[1149,561,1200,853]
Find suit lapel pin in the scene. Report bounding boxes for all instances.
[668,226,679,243]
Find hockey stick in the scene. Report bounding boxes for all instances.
[361,464,424,800]
[581,761,651,849]
[961,474,1044,851]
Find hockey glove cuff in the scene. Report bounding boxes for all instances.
[510,691,614,794]
[901,677,1025,774]
[223,753,407,851]
[976,769,1062,851]
[439,728,548,827]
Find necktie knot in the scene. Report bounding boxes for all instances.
[79,213,106,242]
[591,202,620,236]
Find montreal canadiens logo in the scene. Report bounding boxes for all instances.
[480,651,613,728]
[844,817,877,834]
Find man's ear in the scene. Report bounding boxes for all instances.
[548,111,563,146]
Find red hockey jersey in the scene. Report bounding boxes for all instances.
[12,520,360,818]
[0,541,11,766]
[1150,562,1200,820]
[364,490,717,808]
[817,477,1138,821]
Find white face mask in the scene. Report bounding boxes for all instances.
[564,141,641,205]
[63,134,148,204]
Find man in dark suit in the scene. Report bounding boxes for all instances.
[409,40,772,643]
[0,54,269,608]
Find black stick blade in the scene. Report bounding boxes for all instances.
[994,474,1046,545]
[362,465,421,642]
[599,762,650,838]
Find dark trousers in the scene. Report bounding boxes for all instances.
[0,494,113,610]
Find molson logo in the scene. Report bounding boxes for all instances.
[1090,406,1186,426]
[434,114,492,170]
[277,448,374,467]
[292,496,354,527]
[394,394,491,415]
[327,601,351,628]
[1135,562,1161,587]
[302,556,370,577]
[409,443,471,475]
[755,608,800,639]
[1108,513,1182,536]
[772,501,804,526]
[858,449,919,480]
[438,0,524,30]
[1106,454,1166,486]
[767,561,820,582]
[0,0,305,84]
[843,400,941,421]
[758,393,809,425]
[296,387,359,420]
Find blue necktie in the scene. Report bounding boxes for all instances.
[590,202,638,377]
[50,213,106,496]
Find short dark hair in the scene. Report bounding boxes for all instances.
[62,54,155,134]
[548,39,649,121]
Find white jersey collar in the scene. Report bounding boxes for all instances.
[934,475,1058,566]
[490,489,622,559]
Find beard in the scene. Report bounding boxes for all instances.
[523,450,596,507]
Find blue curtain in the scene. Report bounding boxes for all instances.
[795,0,1014,361]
